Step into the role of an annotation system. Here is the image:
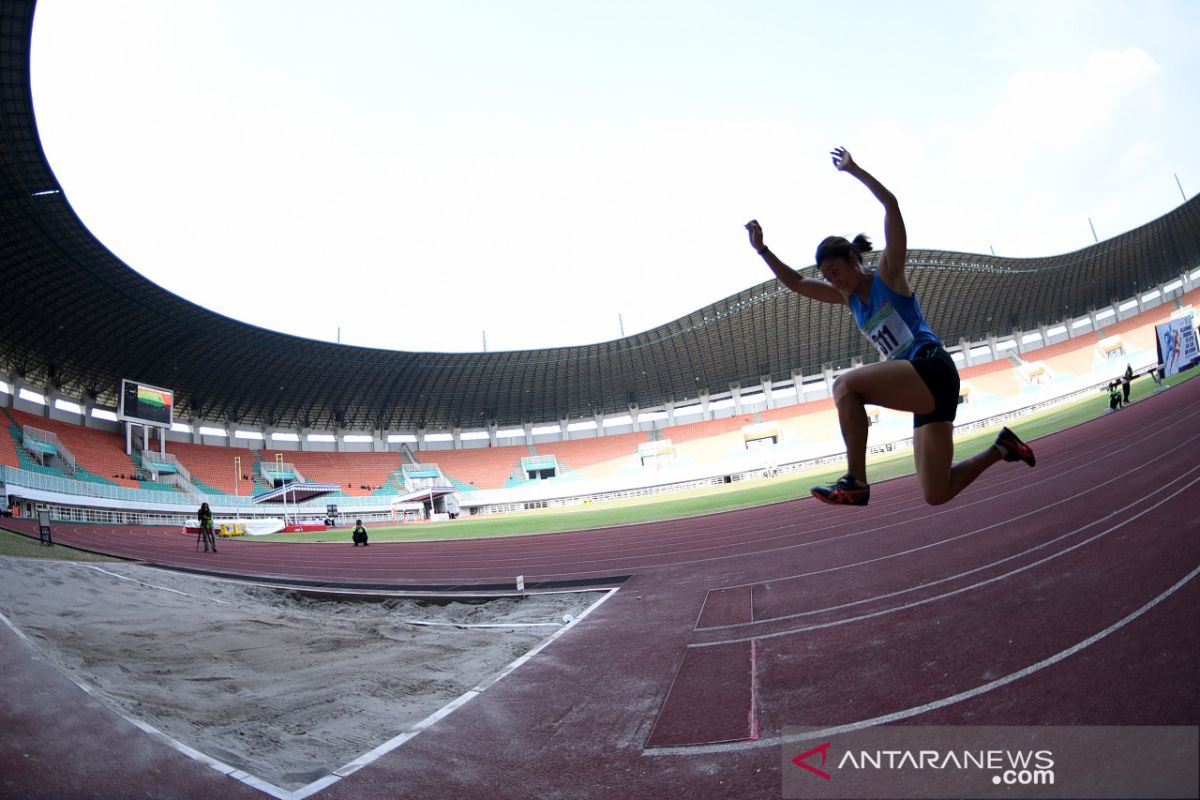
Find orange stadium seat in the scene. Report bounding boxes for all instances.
[6,407,140,488]
[259,450,403,496]
[415,443,530,490]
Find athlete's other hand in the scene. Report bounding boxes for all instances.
[745,219,765,252]
[830,146,854,171]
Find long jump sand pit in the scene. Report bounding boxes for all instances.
[0,555,604,791]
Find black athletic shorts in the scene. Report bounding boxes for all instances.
[910,344,960,428]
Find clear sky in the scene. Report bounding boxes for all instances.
[29,1,1200,354]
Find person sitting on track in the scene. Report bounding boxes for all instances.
[1108,381,1124,411]
[352,519,369,546]
[745,146,1036,507]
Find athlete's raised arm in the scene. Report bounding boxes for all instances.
[745,219,845,305]
[831,147,909,296]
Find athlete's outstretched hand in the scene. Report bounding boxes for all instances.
[830,146,855,171]
[745,219,766,253]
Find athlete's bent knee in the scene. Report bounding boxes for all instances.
[832,374,858,405]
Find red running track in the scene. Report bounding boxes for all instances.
[2,378,1198,799]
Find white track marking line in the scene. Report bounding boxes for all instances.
[644,562,1200,757]
[690,471,1200,647]
[696,457,1200,631]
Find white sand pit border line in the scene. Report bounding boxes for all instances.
[140,562,629,601]
[297,586,620,798]
[94,563,565,629]
[84,564,234,605]
[0,607,290,799]
[1,578,619,800]
[400,619,563,628]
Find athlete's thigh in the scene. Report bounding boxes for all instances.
[837,360,935,415]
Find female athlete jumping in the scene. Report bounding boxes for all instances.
[745,147,1035,506]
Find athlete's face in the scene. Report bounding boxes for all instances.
[819,256,859,293]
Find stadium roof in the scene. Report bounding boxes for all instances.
[3,1,1199,433]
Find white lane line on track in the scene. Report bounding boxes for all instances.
[705,424,1200,594]
[391,405,1200,579]
[694,452,1200,631]
[689,469,1200,647]
[644,560,1200,757]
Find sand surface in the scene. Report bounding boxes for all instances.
[0,555,601,791]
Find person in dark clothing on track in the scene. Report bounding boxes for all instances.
[198,502,217,553]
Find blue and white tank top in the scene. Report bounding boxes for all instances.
[847,273,941,361]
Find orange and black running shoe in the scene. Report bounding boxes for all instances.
[995,427,1036,467]
[811,474,871,506]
